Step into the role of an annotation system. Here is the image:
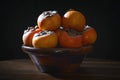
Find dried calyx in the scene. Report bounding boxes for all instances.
[24,27,34,34]
[65,28,82,36]
[24,26,38,34]
[38,11,57,22]
[83,25,90,31]
[34,30,54,37]
[43,11,57,17]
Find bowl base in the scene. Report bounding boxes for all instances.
[40,63,81,73]
[29,54,85,73]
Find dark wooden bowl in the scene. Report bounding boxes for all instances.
[21,45,92,74]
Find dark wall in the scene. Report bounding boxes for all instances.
[0,0,120,60]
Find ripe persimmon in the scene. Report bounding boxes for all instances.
[58,29,83,48]
[32,30,58,48]
[62,9,86,32]
[82,25,97,46]
[37,10,61,31]
[22,26,41,46]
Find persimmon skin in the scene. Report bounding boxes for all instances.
[37,11,61,31]
[59,30,83,48]
[22,27,41,46]
[55,27,63,37]
[82,26,97,46]
[62,10,86,32]
[32,31,58,48]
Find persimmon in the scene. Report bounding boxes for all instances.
[59,29,83,48]
[37,10,61,31]
[22,26,41,46]
[32,30,58,48]
[62,9,86,31]
[82,25,97,46]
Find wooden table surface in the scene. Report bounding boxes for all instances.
[0,58,120,80]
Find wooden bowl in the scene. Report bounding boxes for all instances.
[21,45,92,74]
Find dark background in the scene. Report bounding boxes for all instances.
[0,0,120,60]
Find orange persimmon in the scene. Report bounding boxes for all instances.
[22,26,41,46]
[58,29,83,48]
[37,10,61,31]
[62,9,86,32]
[82,25,97,46]
[32,30,58,48]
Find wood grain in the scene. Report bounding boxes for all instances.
[0,58,120,80]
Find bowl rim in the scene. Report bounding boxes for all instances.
[21,45,93,56]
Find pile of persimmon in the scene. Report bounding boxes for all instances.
[22,9,97,48]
